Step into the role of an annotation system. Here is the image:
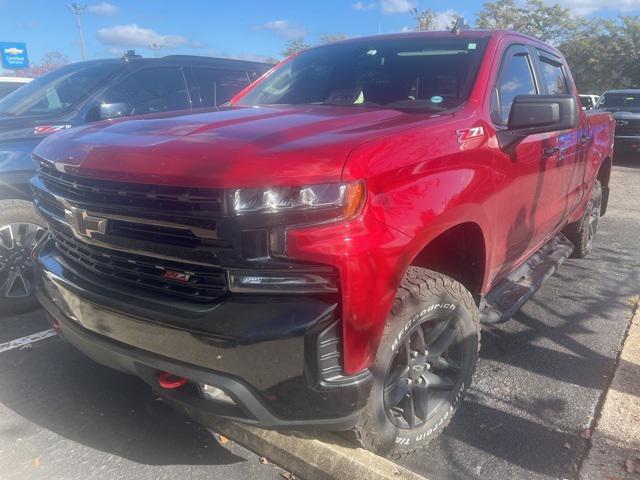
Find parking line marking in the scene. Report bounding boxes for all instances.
[0,329,57,354]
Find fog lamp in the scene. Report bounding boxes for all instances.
[201,384,235,404]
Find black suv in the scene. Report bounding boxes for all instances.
[596,89,640,155]
[0,52,272,312]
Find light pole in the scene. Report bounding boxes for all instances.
[68,3,87,61]
[148,42,163,58]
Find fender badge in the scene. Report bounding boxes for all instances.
[34,124,71,135]
[456,126,485,143]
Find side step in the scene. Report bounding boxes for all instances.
[479,234,574,325]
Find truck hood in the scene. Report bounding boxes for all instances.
[33,105,438,188]
[612,111,640,120]
[598,109,640,120]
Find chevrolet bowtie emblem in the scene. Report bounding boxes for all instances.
[65,207,108,238]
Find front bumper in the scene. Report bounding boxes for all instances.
[614,135,640,153]
[35,237,372,430]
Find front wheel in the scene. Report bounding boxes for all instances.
[351,267,480,458]
[0,200,47,316]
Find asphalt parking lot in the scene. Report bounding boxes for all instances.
[1,158,639,480]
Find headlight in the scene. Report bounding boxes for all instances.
[231,181,365,219]
[617,119,630,127]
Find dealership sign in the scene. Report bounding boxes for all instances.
[0,42,29,69]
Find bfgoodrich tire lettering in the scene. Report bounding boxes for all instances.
[351,267,480,458]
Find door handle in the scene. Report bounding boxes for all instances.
[543,146,561,157]
[580,135,591,145]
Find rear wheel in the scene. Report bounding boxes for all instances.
[351,267,480,458]
[565,180,602,259]
[0,200,47,316]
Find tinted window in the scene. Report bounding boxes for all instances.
[493,50,537,124]
[539,56,568,95]
[0,82,25,100]
[191,67,250,107]
[236,38,488,112]
[102,67,190,116]
[597,92,640,112]
[0,62,123,116]
[580,96,593,109]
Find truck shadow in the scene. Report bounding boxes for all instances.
[0,337,247,467]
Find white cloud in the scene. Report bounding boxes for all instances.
[260,20,307,39]
[96,24,188,48]
[552,0,640,15]
[87,2,119,16]
[353,1,375,10]
[380,0,415,14]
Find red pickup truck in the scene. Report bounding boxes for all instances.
[31,29,614,457]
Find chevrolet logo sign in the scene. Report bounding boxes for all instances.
[64,207,107,238]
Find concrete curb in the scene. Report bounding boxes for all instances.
[580,299,640,479]
[208,420,426,480]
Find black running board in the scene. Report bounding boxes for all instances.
[479,234,574,325]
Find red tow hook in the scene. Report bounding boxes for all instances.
[158,371,188,389]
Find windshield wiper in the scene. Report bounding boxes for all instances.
[310,101,381,108]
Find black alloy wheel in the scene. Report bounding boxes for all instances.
[351,267,479,458]
[384,315,463,429]
[0,222,46,300]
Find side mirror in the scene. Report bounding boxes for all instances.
[498,95,579,155]
[99,102,132,120]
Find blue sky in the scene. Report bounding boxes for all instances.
[1,0,640,69]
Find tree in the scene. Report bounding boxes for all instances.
[475,0,640,93]
[281,37,310,57]
[411,7,435,31]
[410,8,461,31]
[476,0,573,43]
[16,51,70,78]
[319,33,348,44]
[560,16,640,93]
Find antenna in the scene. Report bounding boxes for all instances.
[450,17,469,35]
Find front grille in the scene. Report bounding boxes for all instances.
[36,158,225,217]
[615,119,640,136]
[53,231,228,303]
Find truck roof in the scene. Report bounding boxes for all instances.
[62,54,273,69]
[305,29,563,57]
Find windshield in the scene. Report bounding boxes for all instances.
[235,37,488,112]
[0,62,124,116]
[596,92,640,112]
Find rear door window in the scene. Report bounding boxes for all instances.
[538,54,568,95]
[492,46,538,125]
[101,67,190,116]
[189,67,250,107]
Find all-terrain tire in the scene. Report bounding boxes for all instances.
[0,199,47,316]
[565,180,602,259]
[350,267,480,458]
